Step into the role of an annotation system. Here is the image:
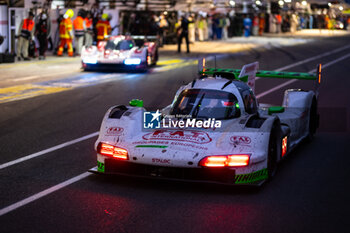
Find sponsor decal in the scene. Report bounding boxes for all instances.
[235,168,268,184]
[106,127,124,135]
[142,129,212,144]
[230,136,251,145]
[152,158,171,164]
[97,161,105,173]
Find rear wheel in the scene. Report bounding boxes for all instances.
[153,49,159,65]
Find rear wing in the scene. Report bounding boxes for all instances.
[198,58,322,95]
[131,35,158,47]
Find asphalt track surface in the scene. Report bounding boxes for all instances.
[0,36,349,233]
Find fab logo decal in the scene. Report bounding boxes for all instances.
[230,136,251,145]
[106,127,124,135]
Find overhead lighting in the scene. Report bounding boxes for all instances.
[229,0,235,7]
[284,0,292,3]
[255,0,262,5]
[339,6,344,11]
[278,0,284,6]
[301,0,307,6]
[328,3,332,7]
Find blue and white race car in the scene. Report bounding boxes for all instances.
[81,35,158,71]
[90,61,321,186]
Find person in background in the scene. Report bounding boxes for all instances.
[275,13,282,33]
[222,14,230,40]
[216,15,224,40]
[243,15,252,37]
[73,9,86,56]
[188,14,196,43]
[84,12,94,47]
[177,15,190,53]
[17,11,35,61]
[96,13,111,43]
[309,14,314,29]
[197,16,207,41]
[57,9,74,57]
[158,14,169,47]
[290,13,299,33]
[252,14,259,36]
[36,11,51,60]
[258,13,265,36]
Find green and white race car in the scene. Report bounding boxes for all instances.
[90,60,321,186]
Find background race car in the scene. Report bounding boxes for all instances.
[90,60,321,186]
[81,35,158,71]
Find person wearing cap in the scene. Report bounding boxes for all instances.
[17,11,35,61]
[57,9,74,57]
[96,13,111,43]
[35,11,51,60]
[73,9,86,55]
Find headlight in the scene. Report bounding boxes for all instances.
[124,58,141,65]
[83,57,97,64]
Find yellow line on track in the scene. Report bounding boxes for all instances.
[0,84,71,103]
[0,57,80,69]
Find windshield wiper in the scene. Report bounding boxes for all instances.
[191,93,205,118]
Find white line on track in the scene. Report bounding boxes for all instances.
[273,44,350,72]
[0,132,99,170]
[1,44,350,216]
[0,171,92,217]
[256,52,350,99]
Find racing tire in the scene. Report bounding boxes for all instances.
[153,49,159,66]
[267,122,280,180]
[307,97,318,141]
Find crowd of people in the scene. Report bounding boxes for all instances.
[16,8,112,60]
[15,8,350,60]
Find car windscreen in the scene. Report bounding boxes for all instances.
[105,40,134,50]
[170,89,240,120]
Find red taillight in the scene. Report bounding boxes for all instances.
[98,143,128,160]
[199,155,250,167]
[282,136,288,157]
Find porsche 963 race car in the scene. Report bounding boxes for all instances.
[81,35,158,71]
[90,60,321,186]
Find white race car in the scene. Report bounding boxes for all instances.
[90,61,321,186]
[81,35,158,71]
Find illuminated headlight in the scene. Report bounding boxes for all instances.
[124,58,141,65]
[83,57,97,64]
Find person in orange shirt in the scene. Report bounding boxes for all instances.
[17,12,35,61]
[84,12,94,47]
[96,13,111,43]
[57,9,74,57]
[258,13,265,36]
[73,10,86,55]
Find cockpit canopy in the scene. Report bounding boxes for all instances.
[170,89,241,120]
[105,39,134,50]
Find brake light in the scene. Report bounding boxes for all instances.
[199,154,250,167]
[98,143,128,160]
[282,136,288,157]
